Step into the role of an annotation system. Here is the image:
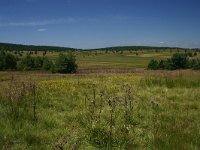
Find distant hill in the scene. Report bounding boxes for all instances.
[0,42,77,51]
[85,46,183,51]
[0,42,198,52]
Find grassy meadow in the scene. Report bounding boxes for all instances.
[0,50,200,149]
[12,50,179,69]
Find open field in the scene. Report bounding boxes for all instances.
[0,70,200,149]
[1,49,200,149]
[7,50,200,72]
[1,0,200,149]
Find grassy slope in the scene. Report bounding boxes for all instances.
[0,71,200,149]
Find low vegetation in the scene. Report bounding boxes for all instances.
[0,52,17,70]
[0,72,200,149]
[148,53,200,70]
[55,53,77,73]
[0,46,200,149]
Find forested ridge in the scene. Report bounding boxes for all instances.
[0,42,76,52]
[1,42,199,52]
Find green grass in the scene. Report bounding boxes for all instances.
[140,76,200,88]
[1,50,200,149]
[63,51,173,68]
[77,54,151,68]
[0,72,200,149]
[14,50,199,69]
[9,50,200,71]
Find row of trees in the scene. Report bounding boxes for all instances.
[0,52,77,73]
[17,55,53,71]
[147,53,200,70]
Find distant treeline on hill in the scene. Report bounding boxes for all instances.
[0,43,77,52]
[86,46,184,51]
[1,42,200,52]
[84,46,200,53]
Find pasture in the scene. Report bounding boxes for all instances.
[11,49,200,70]
[0,49,200,149]
[0,69,200,149]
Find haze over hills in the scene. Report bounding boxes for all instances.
[1,42,199,52]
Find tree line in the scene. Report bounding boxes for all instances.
[2,42,200,52]
[147,53,200,70]
[0,42,77,52]
[0,51,77,73]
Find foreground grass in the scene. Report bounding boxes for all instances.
[0,72,200,149]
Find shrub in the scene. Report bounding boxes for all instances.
[18,55,54,71]
[147,53,200,70]
[34,57,43,69]
[171,53,189,69]
[55,53,77,73]
[147,59,159,70]
[190,59,200,70]
[42,57,52,71]
[164,59,174,70]
[158,60,165,69]
[0,52,17,70]
[20,54,35,70]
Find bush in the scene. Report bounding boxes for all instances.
[34,57,43,69]
[164,59,174,70]
[171,53,189,69]
[158,60,165,69]
[0,52,17,70]
[55,53,77,73]
[147,59,159,70]
[42,57,52,71]
[18,55,53,71]
[190,59,200,70]
[147,53,199,70]
[20,54,35,70]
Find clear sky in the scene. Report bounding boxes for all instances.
[0,0,200,49]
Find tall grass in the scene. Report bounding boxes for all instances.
[0,78,40,149]
[0,73,199,149]
[140,76,200,88]
[82,84,137,149]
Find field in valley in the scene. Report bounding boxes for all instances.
[0,50,200,149]
[14,50,175,69]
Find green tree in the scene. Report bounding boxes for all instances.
[0,52,17,70]
[147,59,159,70]
[0,51,6,70]
[147,53,199,70]
[190,59,200,70]
[34,57,43,69]
[20,54,35,70]
[5,53,17,70]
[171,53,189,69]
[55,53,77,73]
[158,60,165,69]
[163,59,174,70]
[42,57,52,71]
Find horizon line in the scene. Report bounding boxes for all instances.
[0,42,199,50]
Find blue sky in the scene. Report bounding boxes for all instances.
[0,0,200,48]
